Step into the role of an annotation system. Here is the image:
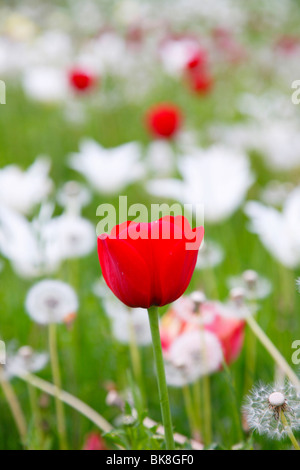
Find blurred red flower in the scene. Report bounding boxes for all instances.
[187,70,214,95]
[97,216,204,309]
[185,48,207,70]
[83,432,107,450]
[69,68,97,92]
[145,103,182,139]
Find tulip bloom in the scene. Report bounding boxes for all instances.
[68,68,96,92]
[97,216,204,309]
[145,103,182,139]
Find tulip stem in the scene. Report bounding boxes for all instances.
[48,323,68,450]
[147,306,175,450]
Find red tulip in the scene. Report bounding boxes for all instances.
[69,68,97,92]
[145,103,182,139]
[97,216,204,309]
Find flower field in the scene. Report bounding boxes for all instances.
[0,0,300,451]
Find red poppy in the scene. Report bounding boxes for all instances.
[69,68,97,92]
[145,103,182,139]
[97,216,204,309]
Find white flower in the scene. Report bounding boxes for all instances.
[245,187,300,268]
[147,145,254,224]
[43,213,96,260]
[243,381,300,440]
[159,37,201,77]
[110,310,152,347]
[164,329,223,387]
[146,140,175,177]
[57,181,92,215]
[76,32,127,75]
[25,280,78,325]
[5,346,48,379]
[22,66,68,103]
[228,270,272,301]
[0,157,53,215]
[69,139,144,194]
[254,119,300,172]
[27,30,73,68]
[196,239,224,269]
[260,181,295,207]
[96,283,151,346]
[221,287,257,320]
[0,205,61,278]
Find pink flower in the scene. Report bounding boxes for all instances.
[83,432,107,450]
[160,295,245,366]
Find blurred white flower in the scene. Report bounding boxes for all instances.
[254,119,300,172]
[43,213,96,260]
[27,30,73,68]
[5,346,48,379]
[159,36,202,77]
[0,157,53,215]
[69,139,144,194]
[260,181,295,207]
[245,187,300,268]
[228,270,272,301]
[110,309,152,347]
[0,204,61,278]
[146,140,175,176]
[22,66,68,103]
[147,145,254,223]
[57,181,92,215]
[77,32,127,76]
[96,283,151,346]
[25,279,78,325]
[164,329,223,387]
[196,239,224,269]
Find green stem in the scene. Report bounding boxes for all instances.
[192,380,202,437]
[128,316,146,410]
[202,375,212,445]
[280,410,300,450]
[182,385,197,437]
[0,372,27,444]
[17,372,113,434]
[48,323,68,450]
[147,306,175,450]
[246,316,300,392]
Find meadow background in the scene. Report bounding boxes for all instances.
[0,0,300,450]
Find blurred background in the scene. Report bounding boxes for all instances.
[0,0,300,450]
